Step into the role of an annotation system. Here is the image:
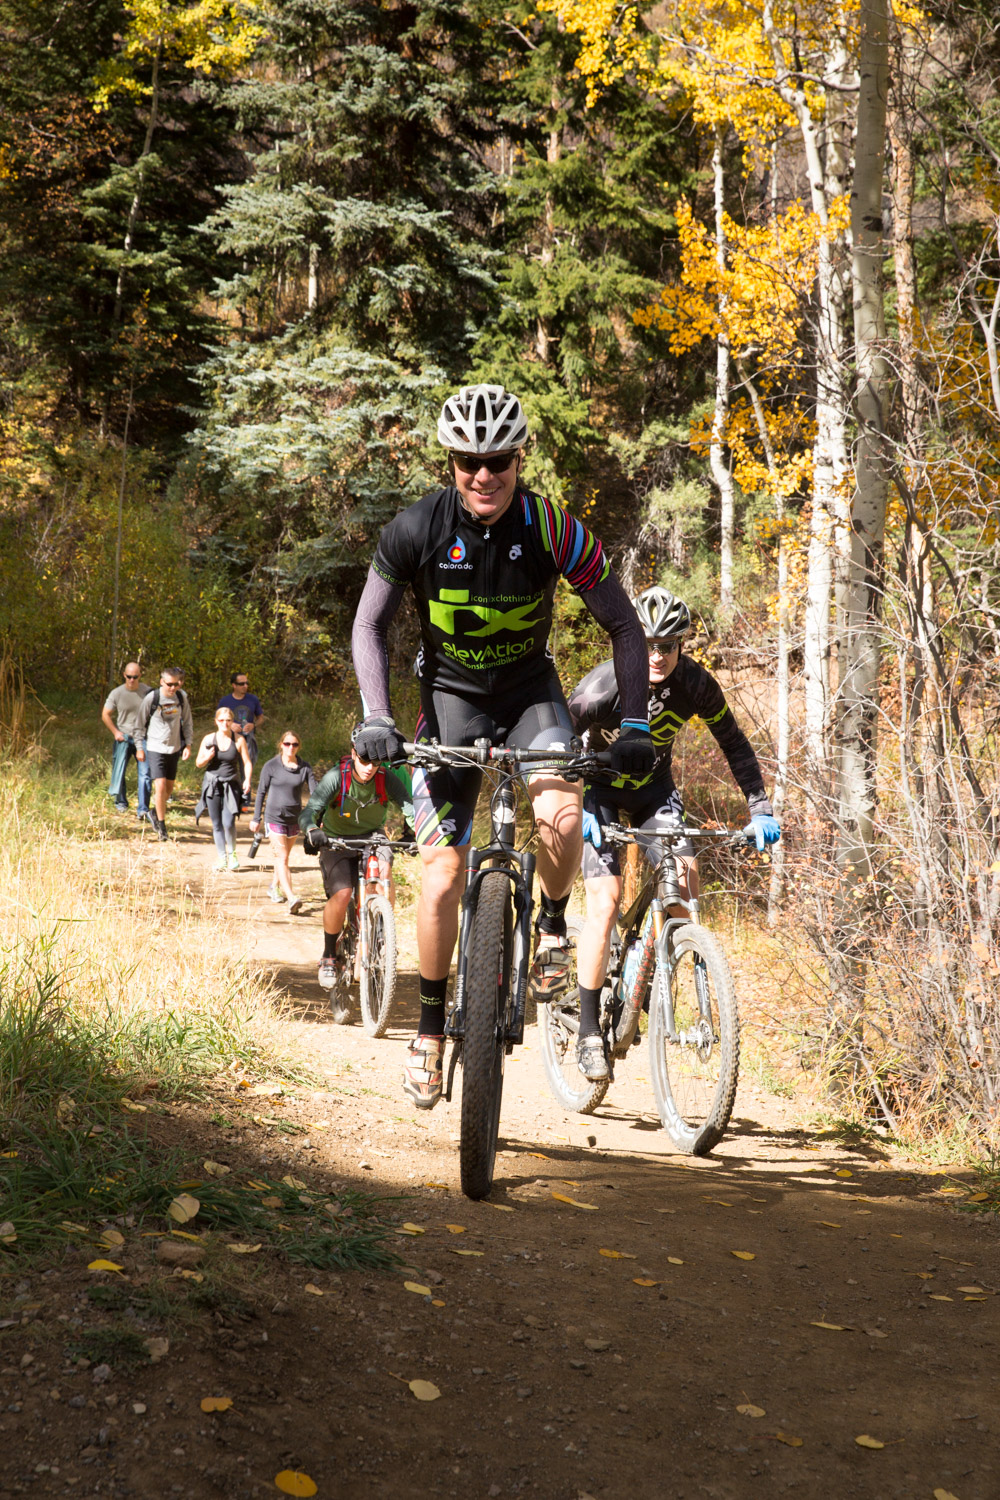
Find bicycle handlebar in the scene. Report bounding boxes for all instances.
[600,821,756,849]
[401,739,612,778]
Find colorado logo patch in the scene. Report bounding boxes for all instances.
[447,536,466,563]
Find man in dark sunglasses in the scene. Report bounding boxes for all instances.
[101,661,153,819]
[352,381,652,1110]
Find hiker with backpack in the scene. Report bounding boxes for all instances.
[300,726,412,998]
[135,668,194,841]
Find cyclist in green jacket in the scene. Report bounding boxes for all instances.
[300,731,412,1022]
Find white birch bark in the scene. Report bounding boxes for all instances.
[709,125,735,611]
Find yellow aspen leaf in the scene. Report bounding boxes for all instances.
[990,861,1000,874]
[176,1180,203,1190]
[551,1192,598,1210]
[732,1251,755,1261]
[432,1298,446,1307]
[246,1179,269,1190]
[855,1434,884,1449]
[424,1181,449,1189]
[451,1249,483,1256]
[773,1432,803,1446]
[404,1282,432,1296]
[933,1491,960,1500]
[409,1379,441,1401]
[308,1121,329,1130]
[200,1397,233,1413]
[120,1098,147,1112]
[87,1259,123,1273]
[202,1161,231,1178]
[170,1230,203,1243]
[59,1222,88,1234]
[445,1224,466,1234]
[599,1249,637,1259]
[227,1242,262,1255]
[274,1472,318,1497]
[705,1199,733,1207]
[928,1294,953,1301]
[967,1193,990,1203]
[633,1278,660,1287]
[173,1268,203,1283]
[167,1193,200,1224]
[667,1257,684,1265]
[304,1284,324,1296]
[282,1175,307,1191]
[528,1152,551,1159]
[814,1222,841,1229]
[937,1186,965,1195]
[490,1204,514,1212]
[737,1404,766,1418]
[401,1222,426,1234]
[144,1337,169,1361]
[810,1322,850,1331]
[100,1229,125,1247]
[835,1169,853,1178]
[261,1196,283,1209]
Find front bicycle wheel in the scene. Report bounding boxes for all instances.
[359,894,397,1038]
[460,870,513,1200]
[539,990,611,1115]
[649,922,739,1155]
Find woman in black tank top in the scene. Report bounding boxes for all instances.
[195,708,253,871]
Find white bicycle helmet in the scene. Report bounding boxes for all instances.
[437,383,529,454]
[633,586,692,639]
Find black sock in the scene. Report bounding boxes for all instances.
[578,984,602,1038]
[537,891,569,938]
[323,930,341,958]
[418,975,448,1037]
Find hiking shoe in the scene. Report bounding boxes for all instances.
[157,819,168,842]
[227,851,240,871]
[115,801,129,812]
[213,854,227,872]
[527,933,572,1002]
[318,956,338,992]
[288,897,303,915]
[403,1035,445,1110]
[267,884,286,903]
[577,1034,609,1081]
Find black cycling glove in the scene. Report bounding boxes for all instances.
[610,725,656,779]
[303,826,330,854]
[353,714,405,764]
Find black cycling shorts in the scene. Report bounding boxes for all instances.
[411,674,576,848]
[319,846,392,897]
[582,779,693,880]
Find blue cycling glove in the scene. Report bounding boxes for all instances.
[582,810,603,849]
[750,814,781,851]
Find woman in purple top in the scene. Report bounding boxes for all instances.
[250,731,316,913]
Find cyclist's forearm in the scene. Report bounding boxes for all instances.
[352,567,405,716]
[581,576,648,723]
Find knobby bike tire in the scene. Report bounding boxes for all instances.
[359,894,397,1038]
[649,922,739,1155]
[539,988,611,1115]
[460,870,513,1200]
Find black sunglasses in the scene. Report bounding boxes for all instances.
[647,638,683,653]
[282,740,300,747]
[451,450,518,475]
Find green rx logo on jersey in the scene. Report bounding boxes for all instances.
[428,588,543,638]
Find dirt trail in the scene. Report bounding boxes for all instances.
[2,809,998,1500]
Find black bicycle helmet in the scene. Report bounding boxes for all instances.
[632,586,691,640]
[437,383,529,454]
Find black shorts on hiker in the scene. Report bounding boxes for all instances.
[146,750,181,782]
[410,673,576,849]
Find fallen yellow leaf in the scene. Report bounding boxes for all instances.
[304,1284,324,1297]
[705,1199,733,1207]
[261,1196,283,1209]
[170,1229,203,1243]
[173,1268,203,1283]
[933,1490,960,1500]
[274,1471,318,1497]
[404,1281,432,1296]
[401,1222,426,1235]
[528,1152,551,1159]
[490,1204,514,1212]
[59,1222,88,1234]
[855,1434,884,1449]
[835,1168,853,1178]
[732,1251,756,1261]
[87,1259,123,1274]
[451,1249,483,1257]
[100,1229,125,1247]
[167,1193,200,1225]
[227,1242,262,1255]
[967,1193,990,1203]
[120,1098,147,1112]
[409,1379,441,1401]
[144,1337,169,1362]
[814,1221,841,1229]
[202,1161,231,1178]
[445,1224,466,1234]
[667,1257,684,1265]
[633,1279,660,1287]
[810,1322,850,1331]
[200,1397,233,1413]
[773,1432,803,1447]
[431,1298,446,1308]
[245,1179,269,1190]
[737,1404,766,1418]
[551,1192,598,1210]
[282,1175,308,1191]
[928,1294,953,1301]
[599,1249,637,1260]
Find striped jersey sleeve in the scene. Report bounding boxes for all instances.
[522,493,610,592]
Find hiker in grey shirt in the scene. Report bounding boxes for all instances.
[102,662,153,819]
[135,667,194,842]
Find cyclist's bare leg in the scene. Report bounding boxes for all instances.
[527,776,582,903]
[415,843,465,981]
[577,874,622,990]
[366,876,396,906]
[323,886,351,940]
[671,854,698,919]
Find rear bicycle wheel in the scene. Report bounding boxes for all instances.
[460,870,513,1200]
[359,894,397,1037]
[649,923,739,1154]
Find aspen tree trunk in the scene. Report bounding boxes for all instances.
[709,125,735,612]
[536,78,562,364]
[112,39,163,330]
[308,243,319,310]
[831,0,890,1032]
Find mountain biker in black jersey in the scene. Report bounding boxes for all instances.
[566,585,781,1081]
[351,382,652,1109]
